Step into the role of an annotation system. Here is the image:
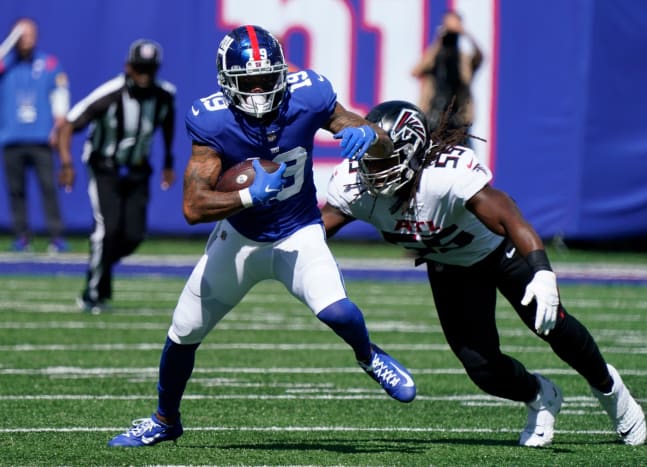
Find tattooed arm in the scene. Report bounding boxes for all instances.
[182,143,247,224]
[323,102,393,157]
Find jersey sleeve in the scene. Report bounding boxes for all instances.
[0,50,17,75]
[184,99,205,143]
[66,75,123,129]
[184,98,225,154]
[326,160,360,217]
[308,70,337,116]
[288,69,337,123]
[451,149,493,203]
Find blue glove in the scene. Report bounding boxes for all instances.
[333,125,378,160]
[245,159,286,206]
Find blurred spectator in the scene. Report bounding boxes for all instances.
[411,11,482,138]
[0,18,70,253]
[58,39,177,313]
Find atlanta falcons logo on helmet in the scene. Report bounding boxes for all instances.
[391,109,427,152]
[359,100,431,196]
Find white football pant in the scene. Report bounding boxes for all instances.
[168,220,348,344]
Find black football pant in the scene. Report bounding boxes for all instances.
[83,170,149,303]
[2,144,64,238]
[425,238,610,402]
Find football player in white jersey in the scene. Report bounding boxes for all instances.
[107,26,416,448]
[322,100,646,447]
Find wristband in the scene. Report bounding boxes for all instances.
[239,188,254,208]
[526,249,552,273]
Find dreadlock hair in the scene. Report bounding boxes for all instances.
[398,97,485,211]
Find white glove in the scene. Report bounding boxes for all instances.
[521,270,559,336]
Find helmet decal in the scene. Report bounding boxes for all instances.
[218,35,234,57]
[246,25,262,61]
[392,109,427,150]
[216,25,289,118]
[359,100,431,197]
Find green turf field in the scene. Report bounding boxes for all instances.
[5,233,647,263]
[1,244,646,467]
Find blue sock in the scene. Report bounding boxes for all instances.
[156,336,200,421]
[317,298,372,363]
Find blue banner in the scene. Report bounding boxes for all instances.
[1,0,646,242]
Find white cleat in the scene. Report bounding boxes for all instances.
[519,374,563,447]
[591,364,646,446]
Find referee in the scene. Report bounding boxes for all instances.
[58,39,177,313]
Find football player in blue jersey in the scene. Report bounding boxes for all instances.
[321,100,646,447]
[108,25,416,447]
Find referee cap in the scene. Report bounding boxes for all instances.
[127,39,163,73]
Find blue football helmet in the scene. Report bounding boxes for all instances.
[359,100,431,196]
[217,25,289,118]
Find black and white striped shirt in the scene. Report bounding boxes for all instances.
[66,73,175,173]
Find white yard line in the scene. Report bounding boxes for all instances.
[2,366,647,377]
[0,392,642,404]
[0,425,618,437]
[0,342,646,354]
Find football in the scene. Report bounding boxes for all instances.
[215,158,281,192]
